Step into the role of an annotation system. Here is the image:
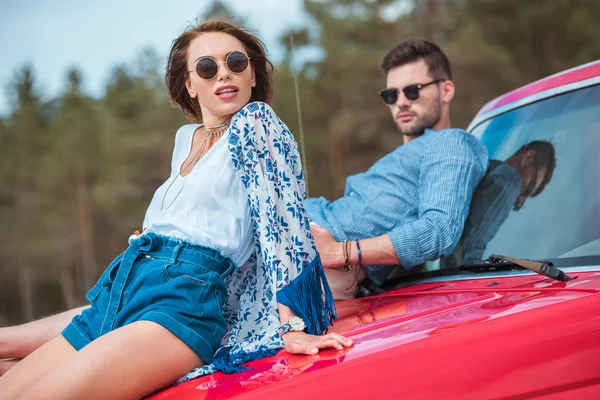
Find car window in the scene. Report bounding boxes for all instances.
[443,83,600,267]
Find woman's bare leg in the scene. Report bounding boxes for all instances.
[0,335,77,399]
[18,321,203,400]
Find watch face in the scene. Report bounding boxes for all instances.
[289,316,306,331]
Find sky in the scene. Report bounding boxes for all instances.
[0,0,312,116]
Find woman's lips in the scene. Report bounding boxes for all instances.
[215,85,239,100]
[217,90,238,100]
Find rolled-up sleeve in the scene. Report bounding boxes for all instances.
[388,133,488,267]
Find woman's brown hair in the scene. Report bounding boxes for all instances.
[166,20,274,122]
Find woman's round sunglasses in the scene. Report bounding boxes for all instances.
[189,50,251,80]
[379,79,445,104]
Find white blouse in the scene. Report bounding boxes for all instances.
[133,124,254,267]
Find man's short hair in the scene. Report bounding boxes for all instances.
[380,38,452,80]
[518,141,557,197]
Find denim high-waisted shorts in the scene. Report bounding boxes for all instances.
[62,232,234,363]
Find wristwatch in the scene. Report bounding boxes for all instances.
[278,315,306,336]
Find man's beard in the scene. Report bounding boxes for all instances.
[397,100,442,137]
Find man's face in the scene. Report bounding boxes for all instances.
[385,59,444,137]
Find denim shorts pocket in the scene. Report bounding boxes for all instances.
[85,281,104,303]
[85,251,124,302]
[162,262,210,287]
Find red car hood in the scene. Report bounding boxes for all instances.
[149,271,600,400]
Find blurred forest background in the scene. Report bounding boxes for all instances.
[1,0,600,325]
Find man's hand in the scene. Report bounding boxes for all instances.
[282,331,353,355]
[310,225,345,268]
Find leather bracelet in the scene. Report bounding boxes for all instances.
[343,240,352,271]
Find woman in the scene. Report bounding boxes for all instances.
[0,20,351,399]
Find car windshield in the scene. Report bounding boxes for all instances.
[441,82,600,268]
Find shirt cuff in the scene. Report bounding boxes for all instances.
[388,223,424,268]
[389,217,461,268]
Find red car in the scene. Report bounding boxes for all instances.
[149,61,600,399]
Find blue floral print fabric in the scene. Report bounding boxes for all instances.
[179,102,336,382]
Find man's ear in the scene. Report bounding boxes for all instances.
[520,150,536,167]
[440,80,455,103]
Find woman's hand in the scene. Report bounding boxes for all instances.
[282,331,353,355]
[310,225,345,268]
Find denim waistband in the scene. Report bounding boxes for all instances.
[129,232,235,277]
[96,232,235,335]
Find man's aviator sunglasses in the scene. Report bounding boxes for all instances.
[189,50,251,80]
[379,79,445,104]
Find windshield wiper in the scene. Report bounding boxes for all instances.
[461,254,575,282]
[361,254,582,296]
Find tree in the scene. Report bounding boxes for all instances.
[0,65,49,321]
[36,68,103,306]
[440,0,600,127]
[276,0,408,198]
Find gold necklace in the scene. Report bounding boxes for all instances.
[204,121,231,136]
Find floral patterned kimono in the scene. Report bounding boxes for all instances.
[179,102,336,382]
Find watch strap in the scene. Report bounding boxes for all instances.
[278,322,292,336]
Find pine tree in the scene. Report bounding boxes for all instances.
[1,65,49,321]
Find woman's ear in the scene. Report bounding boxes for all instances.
[251,68,256,88]
[186,78,197,98]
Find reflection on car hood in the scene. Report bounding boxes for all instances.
[149,271,600,400]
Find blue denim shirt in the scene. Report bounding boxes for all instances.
[444,160,521,267]
[305,128,489,279]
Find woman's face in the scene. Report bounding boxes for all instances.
[185,31,256,124]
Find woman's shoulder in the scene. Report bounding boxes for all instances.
[173,123,201,148]
[230,101,287,141]
[229,102,297,157]
[175,123,202,139]
[234,101,278,122]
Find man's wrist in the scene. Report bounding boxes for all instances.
[359,235,400,266]
[344,240,361,266]
[334,241,346,267]
[351,241,360,265]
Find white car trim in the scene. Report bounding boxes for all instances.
[467,75,600,132]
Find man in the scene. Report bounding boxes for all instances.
[444,141,556,267]
[307,38,489,298]
[0,38,489,374]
